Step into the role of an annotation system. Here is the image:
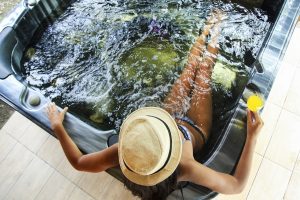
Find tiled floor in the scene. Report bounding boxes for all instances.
[0,20,300,200]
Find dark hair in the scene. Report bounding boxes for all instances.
[123,168,179,200]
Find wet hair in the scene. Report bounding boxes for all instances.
[123,168,179,200]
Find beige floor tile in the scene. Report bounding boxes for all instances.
[5,157,54,200]
[0,143,35,199]
[68,187,95,200]
[295,154,300,173]
[100,178,139,200]
[255,102,282,156]
[2,112,32,139]
[288,68,300,89]
[268,61,296,107]
[19,123,49,153]
[284,90,300,116]
[282,28,300,67]
[37,135,65,168]
[35,171,75,200]
[284,68,300,116]
[56,157,85,185]
[214,153,263,200]
[0,129,17,163]
[77,172,114,200]
[265,110,300,170]
[248,158,291,200]
[284,171,300,200]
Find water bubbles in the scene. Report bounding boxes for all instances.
[22,0,270,130]
[152,55,158,60]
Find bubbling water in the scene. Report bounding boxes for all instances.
[22,0,270,130]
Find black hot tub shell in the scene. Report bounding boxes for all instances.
[0,0,299,199]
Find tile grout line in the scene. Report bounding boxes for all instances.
[0,142,17,165]
[67,187,77,200]
[283,149,300,199]
[248,54,300,197]
[264,149,298,172]
[35,134,50,155]
[33,169,56,200]
[33,139,85,190]
[0,130,18,165]
[54,155,86,186]
[2,141,35,200]
[281,106,300,121]
[256,105,283,158]
[2,133,54,199]
[281,66,300,116]
[12,132,49,156]
[247,157,293,200]
[245,153,264,200]
[276,66,297,108]
[257,69,300,167]
[39,156,91,196]
[68,184,97,200]
[4,119,32,144]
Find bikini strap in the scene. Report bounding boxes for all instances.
[176,117,207,144]
[178,125,192,141]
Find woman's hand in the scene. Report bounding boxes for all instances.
[46,102,68,131]
[247,109,264,140]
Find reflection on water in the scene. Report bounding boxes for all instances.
[22,0,270,130]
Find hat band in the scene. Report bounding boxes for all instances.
[123,115,173,175]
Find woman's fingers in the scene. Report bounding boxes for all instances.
[247,109,264,134]
[46,102,68,122]
[63,107,68,113]
[247,109,252,125]
[253,111,262,122]
[46,104,50,113]
[46,102,58,115]
[49,103,55,113]
[61,107,68,118]
[46,103,54,115]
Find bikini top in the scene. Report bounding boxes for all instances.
[178,125,192,141]
[176,117,207,144]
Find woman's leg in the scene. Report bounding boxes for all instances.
[187,19,222,138]
[163,24,214,116]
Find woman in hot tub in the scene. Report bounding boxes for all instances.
[46,10,263,200]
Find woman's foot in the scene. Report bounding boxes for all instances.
[197,9,224,43]
[202,9,224,33]
[201,10,225,69]
[208,10,225,48]
[188,10,225,69]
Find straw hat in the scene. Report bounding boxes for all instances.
[118,107,182,186]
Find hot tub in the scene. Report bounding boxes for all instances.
[0,0,299,199]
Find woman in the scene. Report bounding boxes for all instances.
[47,10,263,200]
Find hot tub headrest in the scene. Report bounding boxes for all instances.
[0,27,17,79]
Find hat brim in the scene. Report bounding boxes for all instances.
[118,107,182,186]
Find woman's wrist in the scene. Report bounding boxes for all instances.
[246,133,258,145]
[52,122,64,133]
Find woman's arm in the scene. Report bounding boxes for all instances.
[47,103,119,172]
[183,110,263,194]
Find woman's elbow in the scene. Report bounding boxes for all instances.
[68,158,87,171]
[216,179,246,195]
[71,160,105,173]
[226,182,246,194]
[231,185,244,194]
[70,160,83,171]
